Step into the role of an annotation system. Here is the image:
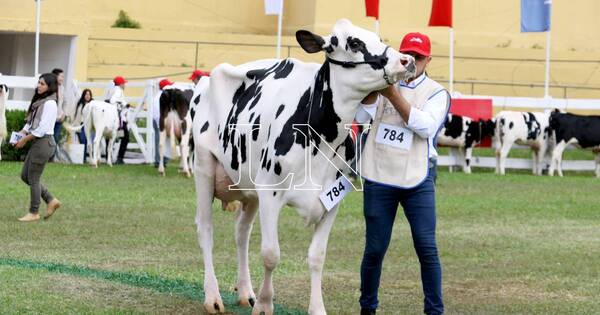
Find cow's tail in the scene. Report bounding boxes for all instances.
[170,119,179,158]
[63,121,84,132]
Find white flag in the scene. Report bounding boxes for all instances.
[264,0,283,15]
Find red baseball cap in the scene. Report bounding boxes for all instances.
[188,69,209,81]
[399,32,431,57]
[158,78,174,90]
[113,76,127,86]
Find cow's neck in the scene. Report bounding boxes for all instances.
[307,63,361,146]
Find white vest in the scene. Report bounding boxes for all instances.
[361,76,446,188]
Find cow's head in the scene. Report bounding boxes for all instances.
[296,19,416,93]
[549,108,563,130]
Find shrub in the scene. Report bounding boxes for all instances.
[112,10,141,29]
[1,110,31,161]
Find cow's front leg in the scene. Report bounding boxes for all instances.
[550,141,567,177]
[307,206,339,315]
[235,199,258,307]
[532,149,539,175]
[252,197,282,315]
[158,130,167,176]
[194,149,224,313]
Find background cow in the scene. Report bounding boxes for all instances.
[0,84,7,160]
[65,100,119,167]
[548,110,600,177]
[437,113,495,173]
[494,110,553,175]
[192,19,415,315]
[158,87,194,177]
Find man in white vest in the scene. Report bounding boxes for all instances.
[356,32,449,315]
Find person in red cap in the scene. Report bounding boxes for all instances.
[106,75,129,164]
[356,32,448,315]
[152,78,174,167]
[188,69,209,86]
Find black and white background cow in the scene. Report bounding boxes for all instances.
[437,113,495,173]
[494,110,553,175]
[158,87,194,177]
[548,110,600,177]
[191,19,415,315]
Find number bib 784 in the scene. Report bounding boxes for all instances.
[375,122,414,150]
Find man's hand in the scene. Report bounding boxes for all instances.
[378,85,399,100]
[14,137,27,149]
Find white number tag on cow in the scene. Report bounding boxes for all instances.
[319,176,353,211]
[375,122,413,150]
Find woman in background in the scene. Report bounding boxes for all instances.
[15,73,62,222]
[75,89,93,163]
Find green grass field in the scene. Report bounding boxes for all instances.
[1,161,599,314]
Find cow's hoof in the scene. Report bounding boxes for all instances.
[239,296,256,308]
[203,299,225,314]
[92,164,98,168]
[236,287,256,308]
[251,301,273,315]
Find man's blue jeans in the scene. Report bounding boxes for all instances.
[360,165,443,315]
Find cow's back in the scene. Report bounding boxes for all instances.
[195,58,323,189]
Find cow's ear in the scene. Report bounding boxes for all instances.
[296,30,325,54]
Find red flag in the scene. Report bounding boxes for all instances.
[365,0,379,20]
[428,0,452,27]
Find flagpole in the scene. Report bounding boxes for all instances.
[449,27,454,94]
[35,0,41,77]
[276,0,283,59]
[544,29,551,98]
[374,20,380,36]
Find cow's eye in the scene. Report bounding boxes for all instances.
[348,40,361,51]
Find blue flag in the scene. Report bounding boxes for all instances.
[521,0,551,32]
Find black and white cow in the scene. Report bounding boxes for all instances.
[548,110,600,177]
[437,113,495,173]
[158,87,194,177]
[494,110,553,175]
[192,19,415,315]
[0,84,8,161]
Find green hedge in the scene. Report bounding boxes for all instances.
[1,110,31,161]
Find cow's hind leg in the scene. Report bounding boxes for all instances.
[464,146,473,174]
[106,132,117,167]
[194,148,224,313]
[235,199,258,307]
[252,196,283,315]
[498,139,513,175]
[307,206,339,315]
